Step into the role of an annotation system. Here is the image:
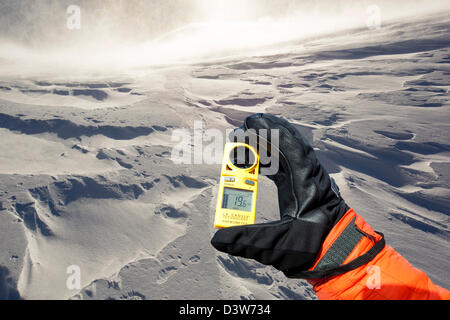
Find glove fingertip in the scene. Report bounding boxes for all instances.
[211,226,242,252]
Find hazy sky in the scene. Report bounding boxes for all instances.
[1,0,448,46]
[0,0,448,76]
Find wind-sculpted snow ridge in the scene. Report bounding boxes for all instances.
[0,14,449,300]
[0,80,146,109]
[0,113,155,140]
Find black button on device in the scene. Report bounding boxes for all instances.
[245,179,255,186]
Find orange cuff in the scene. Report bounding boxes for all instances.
[308,209,450,300]
[310,208,382,271]
[301,208,384,285]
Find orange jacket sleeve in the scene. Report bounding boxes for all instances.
[307,209,450,300]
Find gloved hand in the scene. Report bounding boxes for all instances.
[211,113,384,279]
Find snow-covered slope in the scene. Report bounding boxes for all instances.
[0,13,449,299]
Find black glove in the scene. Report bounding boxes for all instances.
[211,113,352,278]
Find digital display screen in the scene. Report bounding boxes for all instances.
[221,188,253,212]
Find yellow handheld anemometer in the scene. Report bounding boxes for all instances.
[214,143,259,229]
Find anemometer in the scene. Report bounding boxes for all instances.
[214,143,259,229]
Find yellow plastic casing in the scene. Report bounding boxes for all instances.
[214,143,259,229]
